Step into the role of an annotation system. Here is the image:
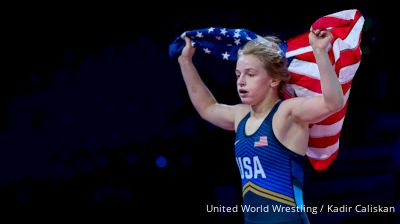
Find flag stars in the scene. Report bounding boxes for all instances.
[208,27,215,33]
[233,32,241,38]
[196,32,203,38]
[222,51,230,60]
[216,36,222,40]
[220,28,227,35]
[203,48,211,54]
[234,39,241,45]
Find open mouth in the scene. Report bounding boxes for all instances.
[239,89,248,94]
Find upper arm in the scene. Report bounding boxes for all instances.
[288,96,342,124]
[201,103,247,131]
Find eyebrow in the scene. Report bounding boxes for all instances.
[235,68,257,73]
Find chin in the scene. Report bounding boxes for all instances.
[240,99,252,105]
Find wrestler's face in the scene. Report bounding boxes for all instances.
[236,55,272,105]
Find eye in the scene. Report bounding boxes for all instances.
[235,72,240,79]
[248,73,255,77]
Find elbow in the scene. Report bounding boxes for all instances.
[326,97,345,113]
[198,111,209,121]
[196,106,206,120]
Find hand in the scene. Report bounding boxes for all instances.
[309,28,332,53]
[178,36,196,62]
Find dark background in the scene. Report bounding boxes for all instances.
[1,1,399,223]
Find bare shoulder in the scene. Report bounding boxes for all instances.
[277,98,302,115]
[275,98,307,124]
[234,104,250,120]
[233,104,250,132]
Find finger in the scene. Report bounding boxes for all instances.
[314,29,321,35]
[184,37,192,47]
[180,32,186,39]
[319,31,326,37]
[321,30,331,38]
[326,30,333,38]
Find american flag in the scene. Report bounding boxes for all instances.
[169,9,364,171]
[169,27,287,61]
[284,9,364,171]
[254,136,268,147]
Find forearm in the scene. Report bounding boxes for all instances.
[178,57,217,117]
[314,49,344,111]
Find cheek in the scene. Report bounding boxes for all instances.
[254,77,270,88]
[254,81,270,95]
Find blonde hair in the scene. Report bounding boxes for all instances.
[238,36,290,93]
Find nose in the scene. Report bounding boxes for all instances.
[238,75,246,86]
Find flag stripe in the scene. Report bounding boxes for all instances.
[307,141,340,159]
[287,78,353,96]
[328,9,358,20]
[309,132,342,148]
[310,117,345,138]
[317,98,349,125]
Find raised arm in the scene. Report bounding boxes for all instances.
[290,29,345,123]
[178,37,237,130]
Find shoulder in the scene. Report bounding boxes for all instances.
[277,97,305,114]
[276,98,307,124]
[233,104,250,131]
[234,104,250,118]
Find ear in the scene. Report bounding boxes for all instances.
[270,78,281,88]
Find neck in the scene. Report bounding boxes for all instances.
[250,93,280,119]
